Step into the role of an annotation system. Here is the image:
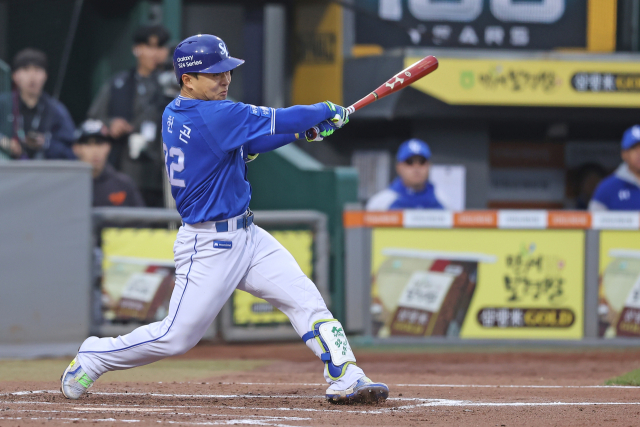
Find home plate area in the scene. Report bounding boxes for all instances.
[1,345,640,426]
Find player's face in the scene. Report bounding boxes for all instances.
[188,72,232,101]
[623,144,640,175]
[12,65,47,99]
[396,155,430,190]
[73,138,111,177]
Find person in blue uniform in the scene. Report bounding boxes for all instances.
[589,125,640,211]
[366,138,444,210]
[61,34,389,406]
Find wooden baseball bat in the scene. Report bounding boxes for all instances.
[346,55,439,114]
[304,56,438,140]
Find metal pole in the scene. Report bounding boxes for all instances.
[53,0,84,100]
[632,0,640,51]
[162,0,182,42]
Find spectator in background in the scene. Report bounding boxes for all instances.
[87,25,170,207]
[73,119,144,208]
[0,48,75,159]
[366,139,444,211]
[590,125,640,211]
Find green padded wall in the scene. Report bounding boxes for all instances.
[247,144,358,321]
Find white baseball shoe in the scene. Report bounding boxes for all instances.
[326,376,389,404]
[60,357,94,399]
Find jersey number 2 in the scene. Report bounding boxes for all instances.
[163,143,185,188]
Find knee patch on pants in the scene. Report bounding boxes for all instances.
[302,318,356,380]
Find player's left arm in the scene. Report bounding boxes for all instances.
[202,101,346,155]
[273,102,348,135]
[246,120,338,155]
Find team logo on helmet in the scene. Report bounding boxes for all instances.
[408,140,422,153]
[219,42,228,57]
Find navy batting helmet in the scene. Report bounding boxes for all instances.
[173,34,244,84]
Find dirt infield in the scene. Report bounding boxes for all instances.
[1,343,640,426]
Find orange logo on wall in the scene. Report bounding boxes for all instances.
[109,191,127,206]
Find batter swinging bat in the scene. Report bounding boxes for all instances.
[346,55,438,114]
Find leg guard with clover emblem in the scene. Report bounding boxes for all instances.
[302,318,357,380]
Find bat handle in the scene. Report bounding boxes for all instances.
[346,92,378,115]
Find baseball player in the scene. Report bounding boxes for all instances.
[61,34,389,405]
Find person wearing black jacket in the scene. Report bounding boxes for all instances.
[73,119,144,208]
[87,25,170,207]
[0,49,75,160]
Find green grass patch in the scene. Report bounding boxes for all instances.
[0,359,273,382]
[605,369,640,386]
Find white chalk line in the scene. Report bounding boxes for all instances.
[224,382,640,389]
[2,408,312,421]
[6,390,324,399]
[0,417,306,427]
[4,395,640,411]
[0,400,380,415]
[395,383,640,389]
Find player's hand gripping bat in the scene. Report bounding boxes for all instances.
[305,55,438,140]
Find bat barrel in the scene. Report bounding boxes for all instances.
[347,55,438,115]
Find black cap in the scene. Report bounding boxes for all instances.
[75,119,111,144]
[133,25,170,47]
[12,48,48,72]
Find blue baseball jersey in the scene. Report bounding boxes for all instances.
[366,177,444,211]
[388,178,444,210]
[591,174,640,210]
[161,96,276,223]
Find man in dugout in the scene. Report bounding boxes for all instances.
[87,25,170,207]
[0,48,75,160]
[589,125,640,211]
[366,138,444,211]
[73,119,144,208]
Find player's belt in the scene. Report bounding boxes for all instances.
[214,210,254,232]
[184,210,254,232]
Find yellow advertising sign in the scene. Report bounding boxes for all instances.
[407,56,640,108]
[232,230,314,325]
[598,231,640,338]
[371,229,585,339]
[102,228,178,322]
[101,228,314,326]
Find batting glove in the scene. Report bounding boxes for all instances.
[305,120,338,142]
[244,152,259,163]
[324,101,349,128]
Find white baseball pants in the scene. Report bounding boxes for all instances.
[77,222,365,390]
